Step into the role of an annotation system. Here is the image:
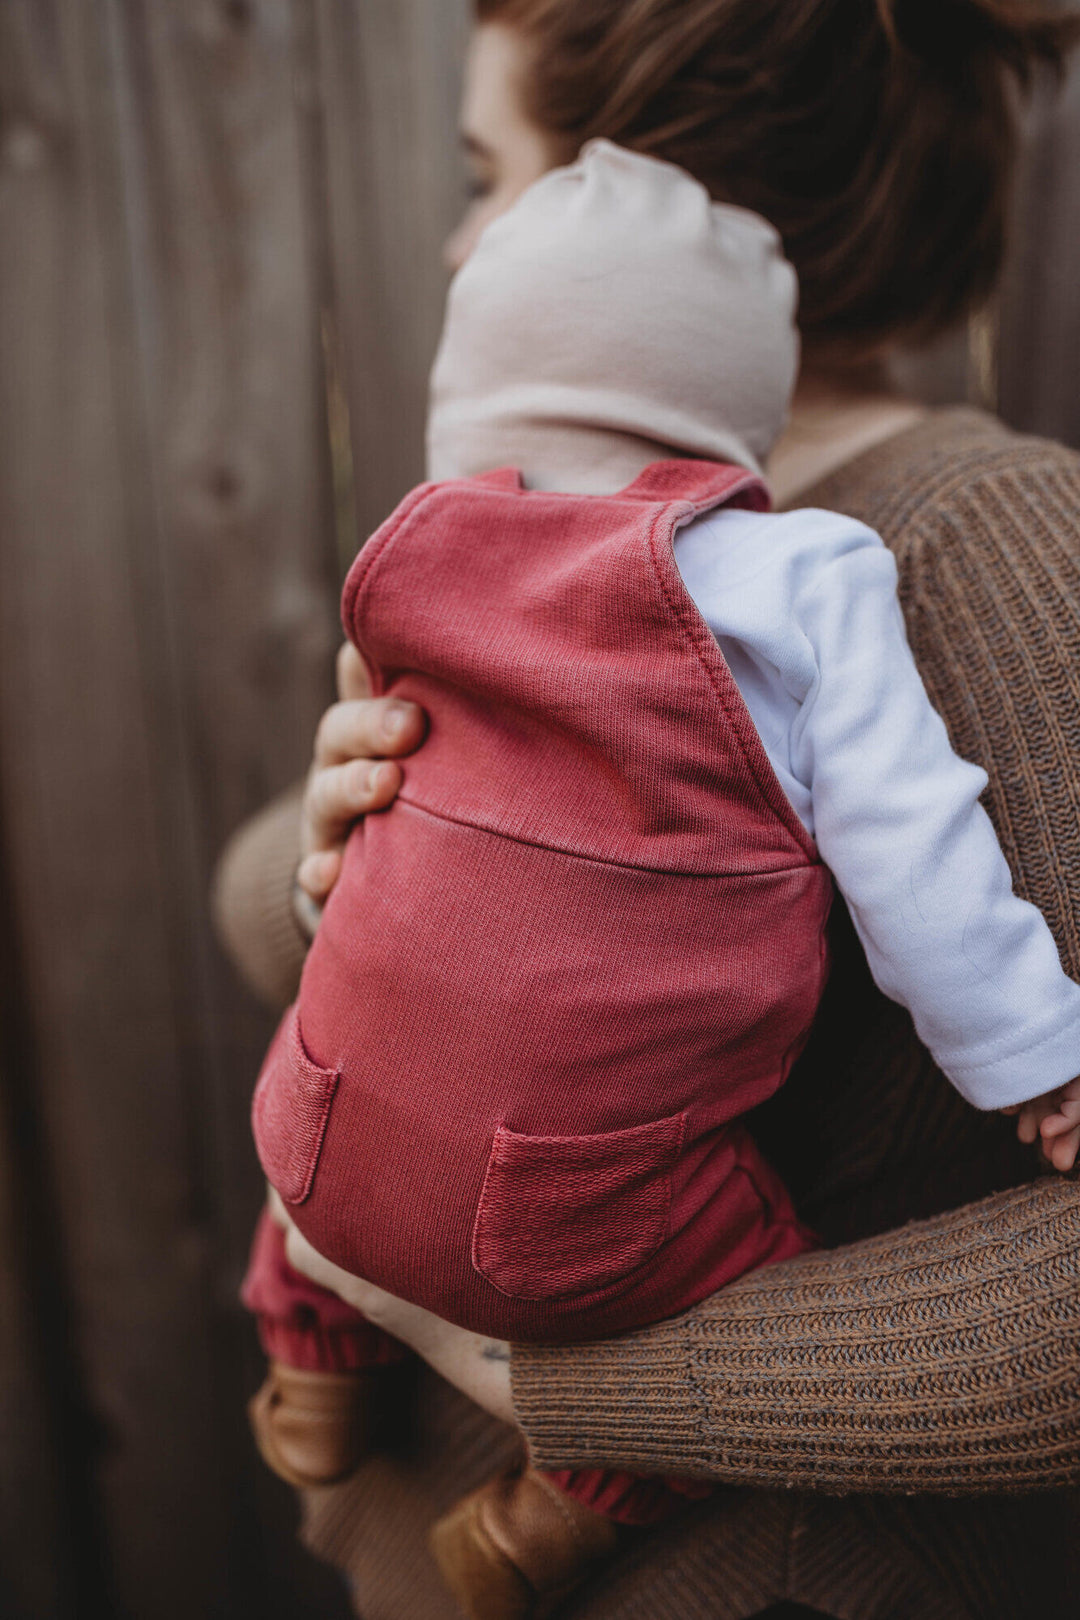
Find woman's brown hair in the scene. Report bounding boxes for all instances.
[476,0,1079,355]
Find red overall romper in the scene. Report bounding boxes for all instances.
[244,459,831,1519]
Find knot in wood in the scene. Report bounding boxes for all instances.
[206,463,242,506]
[221,0,253,28]
[2,122,49,173]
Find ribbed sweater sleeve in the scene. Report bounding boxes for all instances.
[513,1175,1080,1494]
[211,783,309,1009]
[515,418,1080,1496]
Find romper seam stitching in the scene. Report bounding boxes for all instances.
[644,499,820,863]
[392,795,814,879]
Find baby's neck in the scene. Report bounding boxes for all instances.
[505,423,689,496]
[479,366,928,501]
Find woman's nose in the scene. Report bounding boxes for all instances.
[443,214,481,273]
[442,227,466,273]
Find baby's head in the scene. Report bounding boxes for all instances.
[427,140,799,496]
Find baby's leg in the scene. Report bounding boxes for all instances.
[242,1206,407,1486]
[242,1201,405,1369]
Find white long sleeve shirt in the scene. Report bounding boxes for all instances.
[672,503,1080,1111]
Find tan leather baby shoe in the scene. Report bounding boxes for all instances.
[248,1360,381,1488]
[429,1466,620,1620]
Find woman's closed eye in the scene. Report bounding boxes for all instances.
[465,165,494,201]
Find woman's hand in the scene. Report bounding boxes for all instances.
[296,644,426,908]
[269,1193,516,1426]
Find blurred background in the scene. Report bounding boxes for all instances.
[0,2,1078,1617]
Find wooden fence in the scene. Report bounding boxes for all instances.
[0,4,1077,1617]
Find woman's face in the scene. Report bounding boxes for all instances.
[443,25,562,272]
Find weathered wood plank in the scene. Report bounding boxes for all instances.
[0,0,344,1612]
[1,0,230,1607]
[998,55,1080,448]
[0,10,120,1613]
[315,0,470,550]
[0,898,73,1620]
[892,54,1080,447]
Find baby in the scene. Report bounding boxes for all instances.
[242,143,1080,1620]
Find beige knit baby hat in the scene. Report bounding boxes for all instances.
[426,139,799,495]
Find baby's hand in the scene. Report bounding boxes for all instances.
[1002,1076,1080,1171]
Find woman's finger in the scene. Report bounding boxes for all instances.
[296,849,343,902]
[313,696,424,768]
[301,759,403,857]
[336,642,371,702]
[296,692,424,906]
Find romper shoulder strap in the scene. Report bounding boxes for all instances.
[618,458,770,514]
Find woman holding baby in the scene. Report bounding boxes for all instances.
[216,2,1080,1616]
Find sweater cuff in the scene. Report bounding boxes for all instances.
[512,1319,708,1478]
[212,784,310,1009]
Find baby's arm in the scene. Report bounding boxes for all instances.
[785,519,1080,1133]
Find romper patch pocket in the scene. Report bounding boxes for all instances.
[251,1005,340,1206]
[471,1113,686,1301]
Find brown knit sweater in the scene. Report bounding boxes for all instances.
[215,409,1080,1620]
